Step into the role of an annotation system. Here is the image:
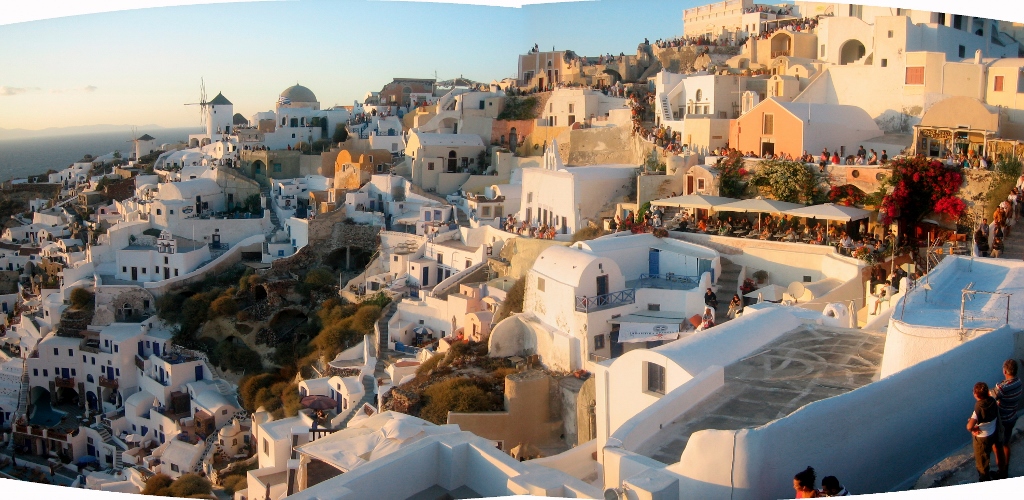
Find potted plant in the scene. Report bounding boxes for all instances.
[740,278,756,295]
[752,270,769,284]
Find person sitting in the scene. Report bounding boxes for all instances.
[727,294,743,319]
[697,218,708,232]
[704,287,718,309]
[871,281,894,315]
[820,476,850,496]
[793,466,820,498]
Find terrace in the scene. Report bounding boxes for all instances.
[575,288,636,313]
[635,325,885,464]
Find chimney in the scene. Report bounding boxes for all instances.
[975,49,983,64]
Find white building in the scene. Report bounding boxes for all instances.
[518,144,637,235]
[542,87,628,128]
[250,85,351,150]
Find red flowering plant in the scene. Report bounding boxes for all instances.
[828,184,866,206]
[879,157,965,227]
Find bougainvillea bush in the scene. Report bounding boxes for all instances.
[716,151,749,198]
[828,184,866,206]
[879,157,965,225]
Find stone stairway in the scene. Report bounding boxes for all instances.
[1000,219,1024,259]
[658,95,673,123]
[94,424,125,471]
[6,358,29,451]
[262,188,280,229]
[336,375,378,429]
[714,258,741,323]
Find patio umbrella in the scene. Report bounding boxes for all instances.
[650,194,738,210]
[744,284,788,302]
[715,197,804,232]
[300,395,337,411]
[782,203,871,222]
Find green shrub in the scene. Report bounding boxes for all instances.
[142,473,173,495]
[571,226,606,243]
[419,378,494,425]
[304,268,336,289]
[416,354,443,377]
[495,277,525,323]
[220,475,247,494]
[167,474,211,498]
[210,296,238,317]
[69,287,94,310]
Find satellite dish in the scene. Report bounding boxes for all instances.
[787,281,806,302]
[604,488,622,500]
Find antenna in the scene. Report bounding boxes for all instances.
[184,77,210,130]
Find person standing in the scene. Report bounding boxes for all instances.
[993,359,1022,480]
[968,381,1003,481]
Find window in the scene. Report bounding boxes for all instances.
[141,268,146,274]
[54,348,59,355]
[273,163,282,172]
[527,192,533,203]
[995,76,1004,92]
[114,345,119,353]
[820,44,825,57]
[43,369,48,377]
[222,409,228,415]
[645,362,666,395]
[171,464,179,473]
[697,178,706,191]
[958,45,966,58]
[68,349,73,356]
[568,103,575,113]
[71,368,76,376]
[263,438,269,455]
[33,369,37,376]
[881,59,888,68]
[594,334,605,350]
[648,304,661,311]
[156,209,162,215]
[164,257,168,264]
[427,162,434,171]
[905,67,925,85]
[762,114,774,134]
[887,30,893,38]
[479,100,486,110]
[537,277,546,292]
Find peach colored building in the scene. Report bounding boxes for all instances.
[730,97,882,158]
[333,147,393,190]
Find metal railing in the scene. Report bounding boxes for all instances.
[638,273,699,287]
[575,288,636,313]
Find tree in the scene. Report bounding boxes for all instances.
[420,378,496,425]
[748,160,824,204]
[333,124,349,143]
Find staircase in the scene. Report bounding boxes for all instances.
[94,424,125,471]
[336,375,378,429]
[262,187,280,229]
[658,94,673,123]
[1000,219,1024,259]
[714,258,742,323]
[6,358,29,451]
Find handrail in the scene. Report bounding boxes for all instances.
[575,288,636,313]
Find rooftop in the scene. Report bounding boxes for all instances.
[636,325,885,464]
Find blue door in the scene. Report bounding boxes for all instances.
[153,343,160,356]
[138,341,144,357]
[86,444,95,457]
[195,365,204,381]
[649,249,660,276]
[61,368,70,378]
[159,367,165,384]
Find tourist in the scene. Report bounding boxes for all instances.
[727,294,743,320]
[968,381,1003,481]
[793,466,820,498]
[991,236,1004,258]
[975,229,989,257]
[870,281,893,315]
[880,150,889,163]
[869,149,878,164]
[820,476,850,496]
[704,287,718,309]
[992,359,1022,480]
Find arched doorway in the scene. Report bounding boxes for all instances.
[86,391,98,411]
[770,32,792,58]
[447,150,458,172]
[252,160,266,176]
[602,69,623,85]
[509,128,518,154]
[839,40,866,65]
[253,284,268,302]
[56,386,79,406]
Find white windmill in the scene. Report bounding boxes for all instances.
[184,77,211,133]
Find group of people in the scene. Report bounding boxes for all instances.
[968,358,1021,482]
[974,190,1017,257]
[793,467,850,497]
[502,215,559,239]
[944,150,992,170]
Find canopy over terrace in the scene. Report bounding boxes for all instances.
[650,194,739,210]
[715,197,804,231]
[782,203,870,222]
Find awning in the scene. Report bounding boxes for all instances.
[651,194,738,209]
[609,311,687,343]
[782,203,871,222]
[714,197,804,214]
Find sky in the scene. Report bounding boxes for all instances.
[3,0,1022,133]
[0,0,689,131]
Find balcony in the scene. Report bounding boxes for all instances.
[771,50,790,58]
[55,376,75,388]
[575,288,636,313]
[135,355,146,370]
[81,338,101,354]
[99,376,119,389]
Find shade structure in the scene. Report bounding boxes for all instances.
[744,284,789,302]
[650,194,739,210]
[714,197,804,214]
[301,395,337,411]
[411,326,433,336]
[782,203,871,222]
[75,455,100,465]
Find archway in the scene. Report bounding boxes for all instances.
[601,69,623,85]
[56,386,79,406]
[86,391,98,411]
[269,308,308,341]
[324,246,374,271]
[252,160,266,177]
[253,284,268,302]
[839,40,866,65]
[447,150,458,172]
[770,32,792,58]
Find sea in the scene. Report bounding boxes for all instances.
[0,127,199,182]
